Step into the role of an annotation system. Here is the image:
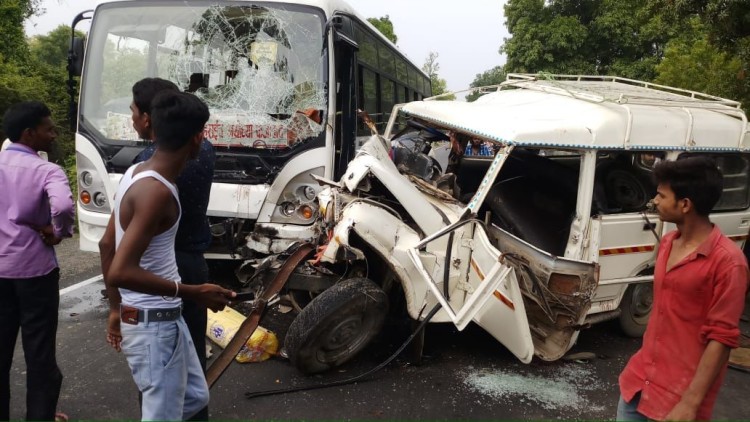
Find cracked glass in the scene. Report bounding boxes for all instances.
[81,2,327,150]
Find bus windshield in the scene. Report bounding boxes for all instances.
[81,2,327,152]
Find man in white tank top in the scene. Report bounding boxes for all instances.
[98,91,235,421]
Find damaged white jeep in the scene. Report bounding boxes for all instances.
[245,74,750,374]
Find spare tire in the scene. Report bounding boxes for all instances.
[284,277,388,374]
[602,167,654,212]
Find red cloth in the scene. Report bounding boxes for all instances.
[619,225,749,421]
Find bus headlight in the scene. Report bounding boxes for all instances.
[269,167,324,225]
[77,152,111,213]
[280,202,296,217]
[277,202,316,221]
[80,171,93,187]
[93,192,107,207]
[301,185,316,201]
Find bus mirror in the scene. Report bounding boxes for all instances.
[68,37,85,77]
[331,16,343,30]
[324,15,356,52]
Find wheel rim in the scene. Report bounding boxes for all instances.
[285,278,389,373]
[630,284,653,321]
[316,311,377,363]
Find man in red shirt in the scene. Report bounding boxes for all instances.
[618,156,749,421]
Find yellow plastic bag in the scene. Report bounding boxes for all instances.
[206,307,279,363]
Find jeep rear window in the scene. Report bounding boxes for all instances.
[681,153,750,211]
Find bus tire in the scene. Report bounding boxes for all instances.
[618,284,653,337]
[284,277,388,374]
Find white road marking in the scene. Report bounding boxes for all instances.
[59,274,103,296]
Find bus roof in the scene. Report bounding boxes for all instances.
[400,74,750,152]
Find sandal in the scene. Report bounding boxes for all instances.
[55,412,69,422]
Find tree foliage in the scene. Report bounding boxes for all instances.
[28,25,84,161]
[29,25,78,68]
[0,0,31,64]
[0,22,78,165]
[466,66,507,102]
[367,15,397,44]
[472,0,750,111]
[653,0,750,109]
[655,18,747,104]
[501,0,670,80]
[422,52,455,100]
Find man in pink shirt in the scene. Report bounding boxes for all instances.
[618,156,749,421]
[0,102,75,421]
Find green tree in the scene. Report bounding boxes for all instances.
[29,25,83,68]
[27,25,83,162]
[0,1,77,168]
[0,0,31,64]
[367,15,397,44]
[422,52,455,100]
[0,57,47,115]
[655,19,748,108]
[653,0,750,49]
[501,0,672,80]
[0,0,50,129]
[466,66,507,102]
[652,0,750,109]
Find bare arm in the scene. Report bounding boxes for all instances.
[665,340,730,421]
[99,214,121,310]
[99,214,123,351]
[108,180,234,310]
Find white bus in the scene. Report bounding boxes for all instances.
[70,0,432,260]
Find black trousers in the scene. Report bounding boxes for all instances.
[0,268,63,421]
[175,251,209,422]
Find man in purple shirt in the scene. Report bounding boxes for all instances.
[0,101,75,421]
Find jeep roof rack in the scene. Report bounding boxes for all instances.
[402,74,750,151]
[500,73,743,111]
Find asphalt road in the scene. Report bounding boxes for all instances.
[8,235,750,420]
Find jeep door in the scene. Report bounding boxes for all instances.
[406,145,538,362]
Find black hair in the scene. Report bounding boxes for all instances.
[132,78,180,115]
[454,132,471,144]
[150,91,209,151]
[2,101,51,142]
[653,156,723,216]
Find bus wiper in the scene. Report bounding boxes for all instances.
[214,170,266,184]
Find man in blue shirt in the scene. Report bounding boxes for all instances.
[464,138,494,156]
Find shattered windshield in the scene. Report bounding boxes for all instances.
[81,2,326,150]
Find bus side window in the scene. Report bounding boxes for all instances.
[359,67,378,136]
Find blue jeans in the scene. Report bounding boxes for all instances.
[617,392,648,421]
[175,251,210,421]
[121,316,208,421]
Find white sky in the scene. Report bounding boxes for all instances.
[24,0,508,93]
